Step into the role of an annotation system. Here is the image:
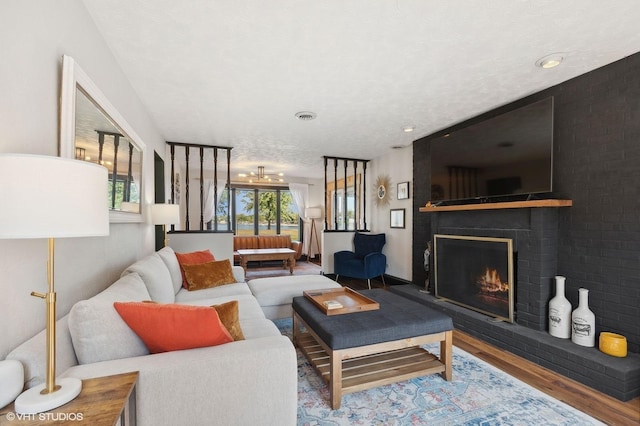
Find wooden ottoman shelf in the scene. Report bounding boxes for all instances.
[292,289,453,409]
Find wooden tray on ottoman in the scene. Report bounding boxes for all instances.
[303,287,379,315]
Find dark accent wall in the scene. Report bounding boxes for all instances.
[413,53,640,353]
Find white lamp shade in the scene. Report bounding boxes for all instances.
[305,207,322,219]
[0,154,109,239]
[151,203,180,225]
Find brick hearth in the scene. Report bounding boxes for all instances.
[401,204,639,401]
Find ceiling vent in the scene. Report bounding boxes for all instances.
[295,111,317,121]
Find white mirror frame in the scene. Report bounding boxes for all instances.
[60,55,146,223]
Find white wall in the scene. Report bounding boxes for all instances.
[0,1,165,358]
[320,146,414,281]
[168,233,234,262]
[369,146,413,281]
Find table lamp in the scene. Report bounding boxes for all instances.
[304,207,322,259]
[0,154,109,414]
[151,203,180,247]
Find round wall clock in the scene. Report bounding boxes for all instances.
[375,175,391,206]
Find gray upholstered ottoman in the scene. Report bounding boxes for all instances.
[292,289,453,409]
[248,275,342,320]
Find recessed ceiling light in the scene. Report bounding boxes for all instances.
[403,126,415,133]
[295,111,317,121]
[536,53,565,69]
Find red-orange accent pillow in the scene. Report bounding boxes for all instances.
[175,250,215,289]
[113,302,232,353]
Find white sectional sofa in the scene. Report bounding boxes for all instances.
[6,247,299,426]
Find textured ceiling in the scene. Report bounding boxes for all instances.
[82,0,640,182]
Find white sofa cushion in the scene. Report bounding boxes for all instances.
[177,293,266,321]
[248,275,341,307]
[156,246,183,295]
[6,315,78,389]
[68,273,151,364]
[174,282,252,304]
[238,318,281,340]
[122,252,175,303]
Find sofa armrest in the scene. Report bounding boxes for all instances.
[232,265,245,282]
[61,336,297,426]
[291,240,303,259]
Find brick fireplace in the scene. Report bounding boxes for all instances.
[394,201,639,401]
[430,204,560,330]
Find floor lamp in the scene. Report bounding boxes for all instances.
[305,207,322,259]
[0,154,109,414]
[151,203,180,247]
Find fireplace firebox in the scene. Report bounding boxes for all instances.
[434,234,514,322]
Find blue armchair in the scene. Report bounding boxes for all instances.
[334,232,386,289]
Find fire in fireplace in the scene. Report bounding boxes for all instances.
[434,234,515,322]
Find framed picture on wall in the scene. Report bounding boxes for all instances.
[397,181,409,200]
[390,208,405,229]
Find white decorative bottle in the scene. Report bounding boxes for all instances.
[549,276,572,338]
[571,288,596,347]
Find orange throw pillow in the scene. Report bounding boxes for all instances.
[113,302,232,353]
[212,300,244,341]
[175,250,215,289]
[182,259,236,291]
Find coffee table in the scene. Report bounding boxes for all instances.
[237,248,296,275]
[292,289,453,409]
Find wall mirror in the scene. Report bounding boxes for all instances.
[60,55,145,223]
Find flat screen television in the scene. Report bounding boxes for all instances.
[429,97,553,203]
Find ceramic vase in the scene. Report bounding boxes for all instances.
[548,276,572,338]
[571,288,596,347]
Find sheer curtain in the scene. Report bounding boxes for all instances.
[288,183,311,255]
[203,178,228,227]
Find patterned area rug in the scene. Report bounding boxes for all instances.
[273,319,604,426]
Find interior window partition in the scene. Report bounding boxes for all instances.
[323,156,368,231]
[168,142,232,232]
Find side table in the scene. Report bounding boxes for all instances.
[0,371,138,425]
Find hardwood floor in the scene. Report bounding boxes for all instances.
[345,279,640,426]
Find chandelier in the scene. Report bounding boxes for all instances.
[238,166,284,183]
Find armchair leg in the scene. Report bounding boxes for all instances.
[335,275,340,283]
[380,275,386,288]
[367,279,371,290]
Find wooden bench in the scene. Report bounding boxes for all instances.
[233,235,302,264]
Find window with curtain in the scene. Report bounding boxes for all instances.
[231,186,300,239]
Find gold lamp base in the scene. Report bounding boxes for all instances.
[16,238,84,413]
